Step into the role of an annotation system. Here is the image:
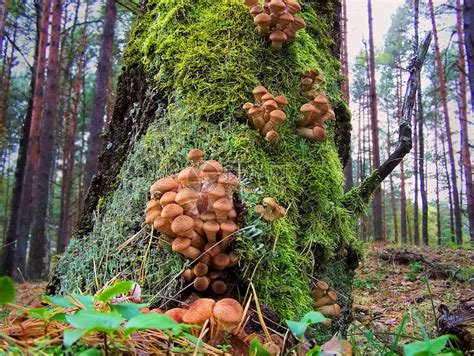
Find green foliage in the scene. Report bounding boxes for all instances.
[0,276,15,305]
[286,311,326,339]
[95,281,133,303]
[403,335,462,356]
[249,338,270,356]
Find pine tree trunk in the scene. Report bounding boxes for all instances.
[0,0,9,62]
[456,0,474,245]
[413,105,420,245]
[58,3,89,254]
[434,103,442,245]
[464,0,474,109]
[26,0,62,280]
[15,0,51,276]
[0,15,15,136]
[82,0,117,195]
[428,0,463,245]
[49,0,359,334]
[385,107,398,243]
[367,0,384,241]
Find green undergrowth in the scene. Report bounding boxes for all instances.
[56,0,360,322]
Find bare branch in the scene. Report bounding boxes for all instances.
[343,32,432,214]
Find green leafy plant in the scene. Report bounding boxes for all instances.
[249,337,270,356]
[0,276,15,305]
[403,335,462,356]
[406,262,424,282]
[286,311,326,340]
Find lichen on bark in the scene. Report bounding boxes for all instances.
[51,0,360,329]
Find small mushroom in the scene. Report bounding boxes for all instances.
[261,92,275,102]
[200,160,224,183]
[193,276,211,292]
[211,280,227,295]
[191,231,207,250]
[172,237,201,260]
[187,149,203,165]
[269,30,287,50]
[212,298,244,333]
[218,173,240,199]
[193,262,209,277]
[182,298,215,325]
[318,304,341,318]
[314,290,337,308]
[182,269,194,282]
[150,177,179,198]
[268,0,286,14]
[145,209,161,225]
[145,200,162,213]
[297,127,314,140]
[153,216,176,237]
[262,109,286,135]
[175,188,199,218]
[160,191,177,206]
[274,95,288,109]
[292,16,306,31]
[165,308,187,323]
[212,253,230,271]
[286,0,302,14]
[313,126,327,142]
[194,218,204,235]
[299,103,317,127]
[161,203,184,220]
[171,215,195,238]
[213,198,233,223]
[203,220,220,242]
[277,12,294,30]
[244,0,258,7]
[254,13,272,37]
[250,5,264,18]
[178,167,203,191]
[243,102,254,115]
[265,130,280,143]
[252,86,268,103]
[220,220,238,249]
[207,184,227,210]
[200,211,217,222]
[204,242,222,258]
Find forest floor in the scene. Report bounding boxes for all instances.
[351,245,472,342]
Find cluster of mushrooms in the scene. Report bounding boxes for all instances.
[312,280,341,319]
[145,149,240,295]
[255,197,286,221]
[297,93,335,142]
[243,86,287,143]
[244,0,306,50]
[300,69,326,98]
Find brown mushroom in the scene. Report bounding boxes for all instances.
[194,218,204,235]
[165,308,187,323]
[187,149,203,165]
[204,242,222,258]
[292,16,306,31]
[243,102,254,115]
[252,86,268,104]
[244,0,258,7]
[200,160,224,183]
[261,92,275,102]
[211,280,227,295]
[250,5,264,18]
[286,0,302,14]
[145,209,161,225]
[153,216,176,237]
[193,263,209,277]
[220,220,238,249]
[265,130,280,143]
[268,0,286,14]
[218,173,240,199]
[314,290,337,308]
[212,298,244,332]
[145,200,162,213]
[193,276,211,292]
[297,127,314,140]
[172,237,201,260]
[207,184,227,210]
[161,203,183,220]
[171,215,195,238]
[269,30,287,50]
[277,12,294,29]
[177,167,203,191]
[313,126,327,142]
[203,220,220,242]
[200,211,217,222]
[175,188,199,217]
[160,191,177,206]
[182,298,215,325]
[150,177,179,198]
[213,198,233,223]
[212,253,230,271]
[318,304,341,318]
[298,103,317,127]
[254,13,272,37]
[182,269,194,282]
[248,106,266,130]
[191,231,207,250]
[228,251,239,267]
[262,109,286,135]
[274,95,288,109]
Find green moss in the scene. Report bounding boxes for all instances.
[56,0,360,322]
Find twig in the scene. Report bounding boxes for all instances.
[343,32,432,213]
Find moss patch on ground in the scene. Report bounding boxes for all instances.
[55,0,360,322]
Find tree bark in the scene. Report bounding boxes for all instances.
[0,12,15,137]
[49,0,359,335]
[428,0,463,245]
[367,0,384,242]
[413,104,419,245]
[81,0,117,196]
[26,0,62,280]
[58,2,88,254]
[14,0,51,277]
[0,0,9,62]
[456,0,474,245]
[464,0,474,110]
[434,98,442,246]
[385,106,398,243]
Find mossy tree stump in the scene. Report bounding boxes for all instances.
[49,0,360,337]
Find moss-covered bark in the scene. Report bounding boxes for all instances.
[49,0,360,336]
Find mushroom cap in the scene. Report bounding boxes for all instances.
[261,93,275,102]
[279,12,294,24]
[200,160,224,176]
[228,209,237,220]
[164,308,187,323]
[161,203,184,219]
[200,211,217,222]
[178,167,203,184]
[218,173,240,190]
[213,198,233,213]
[182,298,215,324]
[255,205,265,215]
[182,269,194,281]
[316,280,329,291]
[153,216,171,232]
[301,77,314,87]
[213,253,230,270]
[187,148,203,163]
[250,5,264,16]
[193,276,211,292]
[203,220,220,234]
[211,280,227,295]
[194,218,204,233]
[268,0,286,13]
[193,262,209,277]
[324,109,336,121]
[204,242,222,257]
[254,12,271,26]
[304,69,319,79]
[228,251,239,266]
[160,191,177,206]
[313,126,327,142]
[269,30,287,43]
[327,290,337,303]
[293,16,306,30]
[248,106,265,119]
[252,85,268,97]
[274,95,288,109]
[145,200,162,213]
[265,130,280,143]
[269,110,286,123]
[212,298,244,325]
[274,205,286,218]
[172,237,191,252]
[263,197,278,208]
[263,99,279,112]
[243,102,254,112]
[300,102,316,114]
[171,215,195,235]
[146,210,161,225]
[220,220,238,235]
[286,0,302,13]
[150,177,179,195]
[208,184,226,200]
[175,188,199,206]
